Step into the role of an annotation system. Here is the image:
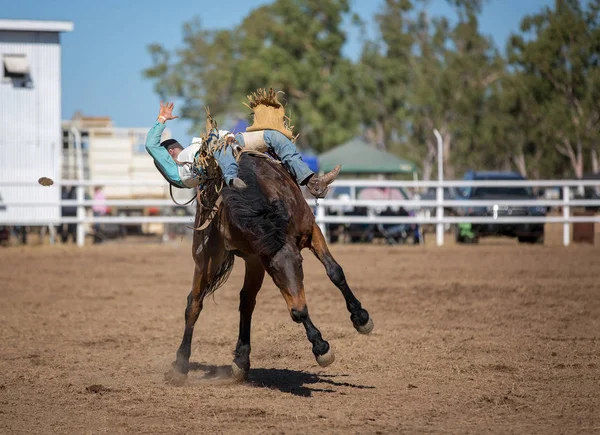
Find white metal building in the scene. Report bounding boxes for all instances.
[0,19,73,225]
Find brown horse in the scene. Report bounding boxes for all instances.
[165,152,374,384]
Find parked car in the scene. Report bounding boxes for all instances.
[325,186,422,244]
[453,171,546,244]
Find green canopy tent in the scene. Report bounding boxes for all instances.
[318,137,418,176]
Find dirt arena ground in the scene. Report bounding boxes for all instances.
[1,238,599,434]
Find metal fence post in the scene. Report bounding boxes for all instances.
[76,185,85,247]
[48,224,56,245]
[436,184,444,246]
[72,127,86,247]
[563,186,570,247]
[317,202,327,241]
[434,129,444,247]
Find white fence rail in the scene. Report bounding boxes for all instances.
[1,179,599,247]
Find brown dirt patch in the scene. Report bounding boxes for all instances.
[0,242,598,434]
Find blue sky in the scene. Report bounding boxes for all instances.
[3,0,553,143]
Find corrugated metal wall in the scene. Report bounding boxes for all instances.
[0,30,62,224]
[87,127,172,199]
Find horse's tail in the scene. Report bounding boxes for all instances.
[221,154,289,257]
[202,249,235,298]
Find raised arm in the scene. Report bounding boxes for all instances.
[145,102,183,187]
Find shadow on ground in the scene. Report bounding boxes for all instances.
[189,362,375,397]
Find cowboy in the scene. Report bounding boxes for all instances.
[145,94,340,198]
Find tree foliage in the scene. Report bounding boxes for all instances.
[506,0,600,178]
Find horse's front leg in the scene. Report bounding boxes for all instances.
[232,256,265,381]
[265,244,335,367]
[165,228,227,385]
[309,223,374,334]
[164,267,205,386]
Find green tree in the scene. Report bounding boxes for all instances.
[143,0,361,152]
[443,0,503,178]
[478,73,564,179]
[356,0,414,152]
[358,0,502,180]
[507,0,600,178]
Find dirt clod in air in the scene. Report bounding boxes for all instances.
[38,177,54,186]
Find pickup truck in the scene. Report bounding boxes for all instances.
[454,171,546,244]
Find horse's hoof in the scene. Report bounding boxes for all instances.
[355,317,374,335]
[316,348,335,367]
[231,362,248,382]
[164,364,188,386]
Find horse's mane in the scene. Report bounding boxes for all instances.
[221,153,290,258]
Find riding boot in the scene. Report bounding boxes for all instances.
[306,165,341,198]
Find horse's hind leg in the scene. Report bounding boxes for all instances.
[266,244,335,367]
[309,223,374,334]
[232,256,265,381]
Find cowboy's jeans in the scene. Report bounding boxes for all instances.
[213,130,314,185]
[263,130,314,184]
[211,142,239,185]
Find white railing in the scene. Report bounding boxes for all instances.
[1,178,599,247]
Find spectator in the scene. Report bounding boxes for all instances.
[92,186,107,244]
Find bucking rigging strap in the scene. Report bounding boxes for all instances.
[191,196,223,231]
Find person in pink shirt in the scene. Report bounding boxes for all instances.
[92,186,107,243]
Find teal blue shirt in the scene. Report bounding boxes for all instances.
[145,122,185,187]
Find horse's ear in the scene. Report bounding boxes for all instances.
[205,106,218,135]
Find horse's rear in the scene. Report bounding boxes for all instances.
[219,153,315,255]
[165,153,373,385]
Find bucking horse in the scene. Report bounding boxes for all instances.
[164,151,374,385]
